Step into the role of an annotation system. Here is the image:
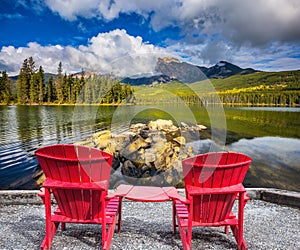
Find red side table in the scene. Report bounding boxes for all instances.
[113,184,186,232]
[115,184,178,202]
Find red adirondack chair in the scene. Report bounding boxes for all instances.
[36,144,121,250]
[173,151,252,250]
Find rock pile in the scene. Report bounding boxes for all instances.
[77,119,207,187]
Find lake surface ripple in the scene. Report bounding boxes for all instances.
[0,105,299,191]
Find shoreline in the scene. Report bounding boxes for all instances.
[1,103,300,107]
[1,187,299,208]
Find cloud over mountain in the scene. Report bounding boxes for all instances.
[1,0,300,75]
[44,0,300,69]
[0,29,169,76]
[44,0,300,45]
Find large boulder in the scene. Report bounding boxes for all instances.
[74,119,205,188]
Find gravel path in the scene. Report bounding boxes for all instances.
[0,199,299,250]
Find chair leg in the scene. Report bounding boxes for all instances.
[178,224,191,250]
[102,216,117,250]
[224,225,229,234]
[41,188,60,249]
[172,200,177,233]
[41,222,59,249]
[231,225,247,250]
[102,216,107,248]
[231,191,248,250]
[175,201,192,250]
[117,198,122,233]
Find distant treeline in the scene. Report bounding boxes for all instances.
[0,57,134,105]
[133,80,300,106]
[218,91,300,106]
[133,92,299,106]
[173,91,300,106]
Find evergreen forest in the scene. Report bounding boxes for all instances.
[0,57,134,105]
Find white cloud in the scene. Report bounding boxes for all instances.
[43,0,300,45]
[165,40,300,72]
[232,43,300,71]
[1,29,299,77]
[0,29,170,76]
[45,0,99,20]
[39,0,300,71]
[215,0,300,46]
[2,1,300,74]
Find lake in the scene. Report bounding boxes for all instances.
[0,105,299,191]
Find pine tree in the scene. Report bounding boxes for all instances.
[28,56,35,74]
[62,73,68,103]
[56,62,64,103]
[47,76,54,103]
[78,74,85,103]
[84,77,92,104]
[122,84,133,103]
[37,66,45,104]
[29,73,39,103]
[112,80,122,103]
[73,78,81,103]
[17,58,30,104]
[17,59,26,104]
[28,56,37,104]
[0,71,12,104]
[67,74,74,103]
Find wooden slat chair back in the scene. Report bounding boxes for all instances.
[183,152,251,224]
[183,151,251,188]
[174,151,252,250]
[36,144,120,250]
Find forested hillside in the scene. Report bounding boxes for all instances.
[133,70,300,106]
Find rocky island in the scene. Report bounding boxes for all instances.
[75,119,207,187]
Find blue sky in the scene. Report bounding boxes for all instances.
[1,0,300,76]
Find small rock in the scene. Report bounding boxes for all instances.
[130,123,148,134]
[94,130,112,149]
[173,136,186,147]
[197,124,207,130]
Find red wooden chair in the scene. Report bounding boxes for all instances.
[173,152,252,250]
[36,144,121,250]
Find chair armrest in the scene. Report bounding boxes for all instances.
[113,184,134,197]
[169,193,190,204]
[105,193,119,200]
[186,183,246,196]
[43,178,108,191]
[244,192,250,201]
[38,187,46,204]
[162,187,190,204]
[38,187,46,198]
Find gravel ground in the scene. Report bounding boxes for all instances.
[0,199,299,250]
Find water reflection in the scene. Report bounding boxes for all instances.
[225,107,300,142]
[0,105,299,190]
[189,136,300,192]
[236,107,300,112]
[16,106,43,151]
[229,136,300,192]
[1,106,40,189]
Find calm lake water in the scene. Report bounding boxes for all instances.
[0,105,299,191]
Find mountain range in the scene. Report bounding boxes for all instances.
[122,57,258,85]
[8,57,258,85]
